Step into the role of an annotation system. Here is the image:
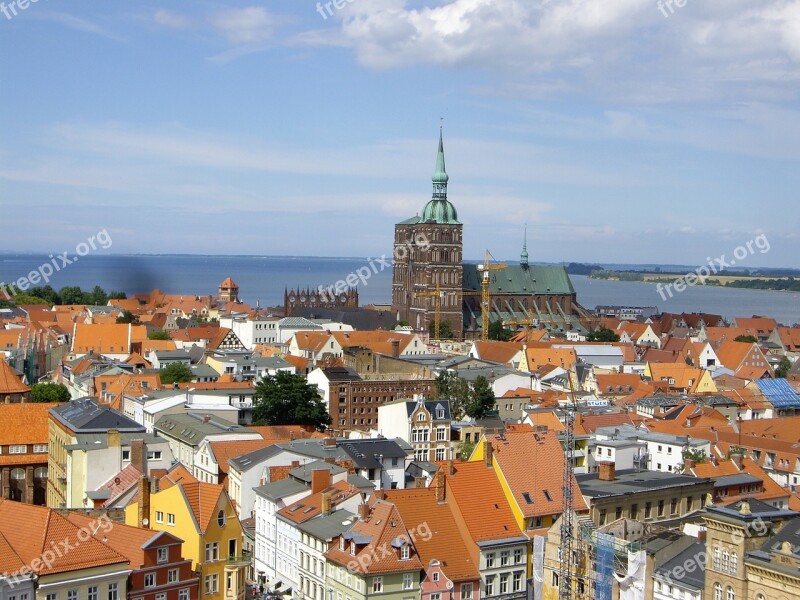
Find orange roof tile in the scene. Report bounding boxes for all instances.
[0,359,30,394]
[0,402,57,445]
[384,487,478,581]
[525,347,577,371]
[278,480,360,524]
[0,499,128,576]
[446,461,523,542]
[178,482,226,533]
[471,341,524,366]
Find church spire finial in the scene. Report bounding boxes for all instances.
[433,119,448,188]
[521,224,529,268]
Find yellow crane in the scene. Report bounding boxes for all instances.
[477,250,507,341]
[415,283,443,340]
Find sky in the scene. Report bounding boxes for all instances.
[0,0,799,267]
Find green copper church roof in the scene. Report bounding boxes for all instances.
[462,264,576,296]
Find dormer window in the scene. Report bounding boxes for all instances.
[351,542,356,556]
[400,545,410,560]
[339,538,345,551]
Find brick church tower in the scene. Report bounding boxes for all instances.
[392,128,463,339]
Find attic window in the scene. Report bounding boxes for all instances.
[522,493,533,505]
[543,490,552,502]
[290,505,304,512]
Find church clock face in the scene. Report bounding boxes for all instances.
[310,295,316,302]
[289,295,296,303]
[300,296,306,303]
[340,294,347,302]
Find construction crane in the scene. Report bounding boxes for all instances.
[503,306,538,330]
[477,250,507,341]
[559,359,580,600]
[415,283,443,340]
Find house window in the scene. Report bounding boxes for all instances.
[657,500,665,517]
[722,550,729,573]
[486,552,495,568]
[372,577,383,593]
[731,552,738,575]
[122,450,130,461]
[400,545,410,560]
[726,587,735,600]
[500,551,509,566]
[435,447,446,461]
[168,513,175,526]
[156,595,166,600]
[403,574,413,590]
[33,444,48,453]
[485,576,495,596]
[168,569,179,583]
[461,583,473,600]
[88,587,97,600]
[218,509,226,527]
[67,591,78,600]
[671,498,678,515]
[156,511,164,524]
[148,451,162,460]
[644,502,652,518]
[46,595,58,600]
[432,572,439,582]
[108,583,118,600]
[179,590,190,600]
[8,445,26,454]
[205,574,219,595]
[145,573,156,588]
[513,572,523,591]
[513,548,523,564]
[499,574,508,594]
[436,428,446,441]
[205,542,219,561]
[158,547,168,563]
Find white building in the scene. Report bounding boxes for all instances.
[377,397,452,462]
[592,424,709,473]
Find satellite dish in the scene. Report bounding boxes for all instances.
[142,518,149,526]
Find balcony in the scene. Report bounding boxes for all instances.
[226,553,252,568]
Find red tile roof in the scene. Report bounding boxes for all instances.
[0,359,29,394]
[0,402,56,445]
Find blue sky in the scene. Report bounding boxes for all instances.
[1,0,799,267]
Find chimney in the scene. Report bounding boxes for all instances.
[414,477,427,488]
[107,429,120,448]
[683,459,696,473]
[484,439,493,468]
[323,437,337,448]
[697,530,707,543]
[137,475,151,529]
[291,460,300,469]
[130,439,146,473]
[731,453,744,470]
[358,502,370,521]
[447,459,455,476]
[203,415,211,423]
[391,340,400,358]
[598,461,616,482]
[435,469,446,503]
[321,491,332,516]
[311,469,331,495]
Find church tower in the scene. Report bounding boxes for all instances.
[392,128,464,339]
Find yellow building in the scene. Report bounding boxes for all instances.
[126,474,248,600]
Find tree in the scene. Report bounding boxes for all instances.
[429,320,454,340]
[587,326,620,342]
[776,356,792,379]
[252,371,332,431]
[734,335,758,344]
[148,329,171,340]
[465,375,496,420]
[59,286,86,305]
[30,382,71,403]
[435,370,470,420]
[89,285,108,306]
[159,362,194,385]
[10,294,50,306]
[108,291,127,300]
[116,310,136,324]
[28,285,59,305]
[488,320,513,341]
[456,438,477,461]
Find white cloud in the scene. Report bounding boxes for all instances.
[209,6,276,44]
[153,9,192,29]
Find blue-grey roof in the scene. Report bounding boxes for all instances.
[296,509,356,541]
[654,541,706,590]
[229,444,283,471]
[756,379,800,408]
[154,413,251,445]
[576,469,712,499]
[289,460,347,483]
[712,473,762,488]
[254,478,309,501]
[278,317,323,329]
[49,398,145,433]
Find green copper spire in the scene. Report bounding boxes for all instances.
[521,224,529,268]
[421,125,460,224]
